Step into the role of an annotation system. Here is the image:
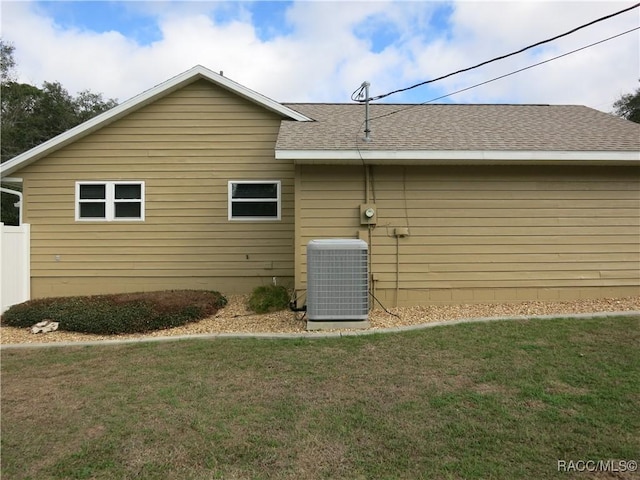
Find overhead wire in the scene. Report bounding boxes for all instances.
[354,2,640,103]
[350,4,638,312]
[365,26,639,124]
[352,27,638,304]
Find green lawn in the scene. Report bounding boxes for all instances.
[1,316,638,480]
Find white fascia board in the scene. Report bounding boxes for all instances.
[1,65,311,178]
[275,149,640,165]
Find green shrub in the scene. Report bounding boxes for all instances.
[248,285,290,314]
[1,290,227,335]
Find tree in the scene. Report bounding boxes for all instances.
[75,89,118,123]
[1,39,118,224]
[612,86,640,124]
[0,39,118,163]
[1,40,16,83]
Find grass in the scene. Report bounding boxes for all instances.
[1,315,638,480]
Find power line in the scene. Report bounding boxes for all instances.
[354,2,640,103]
[424,28,640,103]
[366,26,639,124]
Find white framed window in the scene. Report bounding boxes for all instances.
[75,181,145,221]
[228,181,281,221]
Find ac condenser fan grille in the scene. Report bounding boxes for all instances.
[307,239,368,321]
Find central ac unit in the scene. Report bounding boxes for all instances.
[306,239,369,321]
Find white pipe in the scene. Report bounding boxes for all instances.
[1,187,23,225]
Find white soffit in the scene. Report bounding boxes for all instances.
[275,149,640,165]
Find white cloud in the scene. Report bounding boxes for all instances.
[1,1,637,112]
[411,1,639,108]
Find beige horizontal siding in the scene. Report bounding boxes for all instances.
[31,276,293,298]
[17,79,295,298]
[296,164,640,306]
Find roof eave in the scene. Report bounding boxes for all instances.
[1,65,311,178]
[275,149,640,166]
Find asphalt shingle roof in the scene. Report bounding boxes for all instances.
[277,104,640,152]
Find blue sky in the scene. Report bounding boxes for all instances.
[1,1,638,111]
[32,2,166,44]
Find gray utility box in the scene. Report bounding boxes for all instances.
[306,239,369,321]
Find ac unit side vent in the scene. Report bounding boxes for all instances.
[307,239,368,321]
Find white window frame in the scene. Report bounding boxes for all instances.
[228,180,281,221]
[75,181,145,222]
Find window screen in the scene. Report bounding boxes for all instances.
[229,181,280,220]
[76,181,144,221]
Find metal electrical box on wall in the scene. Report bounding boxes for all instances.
[360,203,377,225]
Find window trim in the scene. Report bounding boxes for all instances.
[228,180,281,221]
[75,181,145,222]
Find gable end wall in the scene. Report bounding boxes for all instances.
[17,79,295,298]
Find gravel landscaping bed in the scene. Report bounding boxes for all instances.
[1,295,638,345]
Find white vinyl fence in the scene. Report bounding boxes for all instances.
[1,222,30,313]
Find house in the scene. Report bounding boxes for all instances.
[1,65,639,310]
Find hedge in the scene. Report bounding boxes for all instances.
[1,290,227,335]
